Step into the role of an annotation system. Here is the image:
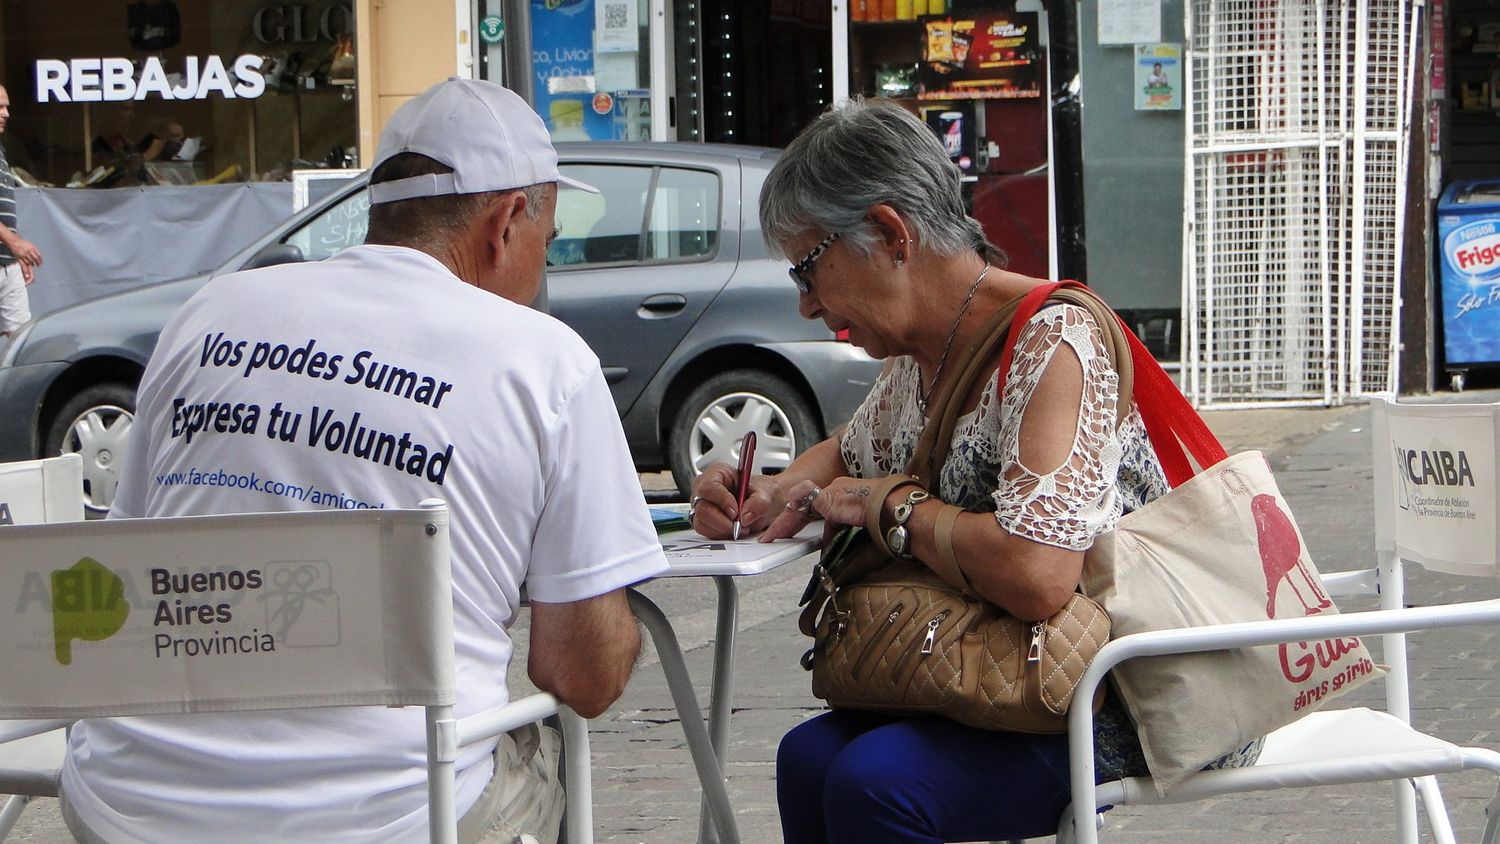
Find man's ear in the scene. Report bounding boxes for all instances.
[482,191,528,268]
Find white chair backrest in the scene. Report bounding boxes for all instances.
[0,455,83,526]
[1371,395,1500,580]
[0,506,453,719]
[1367,395,1500,727]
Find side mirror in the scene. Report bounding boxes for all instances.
[242,243,305,271]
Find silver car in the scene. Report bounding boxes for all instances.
[0,142,880,514]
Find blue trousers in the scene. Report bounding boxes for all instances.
[777,710,1073,844]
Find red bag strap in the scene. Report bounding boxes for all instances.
[997,281,1229,488]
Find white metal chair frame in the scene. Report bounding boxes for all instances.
[1059,399,1500,843]
[0,454,83,839]
[0,503,596,844]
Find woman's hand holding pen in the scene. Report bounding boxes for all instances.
[688,463,782,539]
[688,464,874,542]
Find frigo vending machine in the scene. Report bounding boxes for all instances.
[1437,179,1500,391]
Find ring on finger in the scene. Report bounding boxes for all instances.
[688,495,701,520]
[793,486,822,515]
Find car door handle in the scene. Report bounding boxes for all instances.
[637,294,687,319]
[602,366,628,384]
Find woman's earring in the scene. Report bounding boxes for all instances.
[893,254,905,268]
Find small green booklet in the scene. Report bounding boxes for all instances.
[650,505,694,535]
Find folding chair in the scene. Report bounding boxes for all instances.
[0,502,594,844]
[0,454,83,526]
[0,453,83,837]
[1058,396,1500,843]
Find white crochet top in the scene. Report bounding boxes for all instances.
[840,302,1168,549]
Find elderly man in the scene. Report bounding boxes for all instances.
[59,79,667,842]
[0,83,43,336]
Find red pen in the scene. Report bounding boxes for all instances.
[733,430,756,540]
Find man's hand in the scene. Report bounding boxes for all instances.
[1,231,40,283]
[527,589,641,718]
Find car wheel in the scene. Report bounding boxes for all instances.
[668,369,819,497]
[45,383,136,517]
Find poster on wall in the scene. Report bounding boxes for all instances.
[531,0,611,140]
[1098,0,1161,44]
[918,13,1042,100]
[1134,43,1182,110]
[595,0,639,53]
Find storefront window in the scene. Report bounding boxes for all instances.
[0,1,357,188]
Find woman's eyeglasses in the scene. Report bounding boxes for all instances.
[788,233,839,295]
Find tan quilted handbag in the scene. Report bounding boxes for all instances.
[796,286,1128,733]
[799,547,1110,732]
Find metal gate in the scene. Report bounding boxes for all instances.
[1183,0,1420,406]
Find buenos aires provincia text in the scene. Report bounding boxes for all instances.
[164,332,460,485]
[150,567,274,659]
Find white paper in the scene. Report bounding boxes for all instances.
[1098,0,1162,44]
[658,523,822,577]
[173,137,202,161]
[595,0,639,54]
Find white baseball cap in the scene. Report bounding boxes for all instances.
[368,77,596,205]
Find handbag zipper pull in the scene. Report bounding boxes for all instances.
[919,611,949,655]
[1027,623,1044,663]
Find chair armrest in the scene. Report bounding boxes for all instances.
[455,693,563,747]
[1320,567,1380,597]
[0,720,71,745]
[1065,597,1500,844]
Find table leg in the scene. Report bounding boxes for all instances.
[627,589,742,844]
[697,576,739,844]
[558,709,594,844]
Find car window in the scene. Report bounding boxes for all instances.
[551,164,652,267]
[647,168,719,261]
[285,189,371,262]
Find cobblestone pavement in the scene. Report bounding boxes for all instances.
[11,398,1500,843]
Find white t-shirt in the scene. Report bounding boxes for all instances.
[61,244,669,843]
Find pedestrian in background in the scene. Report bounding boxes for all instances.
[0,83,44,336]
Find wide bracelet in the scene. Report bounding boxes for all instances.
[863,474,923,534]
[865,474,926,557]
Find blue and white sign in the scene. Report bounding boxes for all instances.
[1437,180,1500,366]
[531,0,612,140]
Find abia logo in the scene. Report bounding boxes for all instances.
[51,557,131,665]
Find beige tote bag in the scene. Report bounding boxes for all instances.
[1029,283,1383,796]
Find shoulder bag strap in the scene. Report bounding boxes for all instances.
[904,292,1027,480]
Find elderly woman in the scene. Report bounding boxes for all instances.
[688,98,1258,843]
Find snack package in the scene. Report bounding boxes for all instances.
[926,19,954,62]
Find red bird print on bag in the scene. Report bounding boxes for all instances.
[1252,493,1332,618]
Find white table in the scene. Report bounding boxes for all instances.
[629,524,821,844]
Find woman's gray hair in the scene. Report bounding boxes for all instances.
[760,97,1005,266]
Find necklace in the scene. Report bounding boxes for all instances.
[919,263,992,414]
